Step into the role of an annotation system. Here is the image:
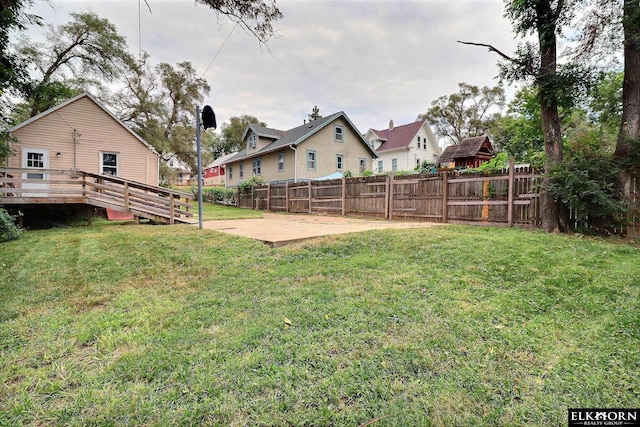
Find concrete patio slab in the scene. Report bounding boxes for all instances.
[198,212,445,247]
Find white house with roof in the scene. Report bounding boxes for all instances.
[365,119,441,173]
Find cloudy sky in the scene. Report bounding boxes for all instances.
[25,0,521,135]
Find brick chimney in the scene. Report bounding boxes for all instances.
[389,119,394,130]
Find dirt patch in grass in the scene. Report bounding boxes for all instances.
[198,212,446,246]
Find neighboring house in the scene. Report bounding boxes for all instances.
[365,119,441,174]
[165,154,192,186]
[203,152,236,186]
[438,135,495,169]
[223,111,378,187]
[6,92,160,186]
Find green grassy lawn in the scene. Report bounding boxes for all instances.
[0,221,638,426]
[194,202,263,221]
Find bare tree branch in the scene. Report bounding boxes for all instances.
[457,40,514,62]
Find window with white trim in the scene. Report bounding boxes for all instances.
[229,165,233,179]
[278,152,285,172]
[334,125,344,142]
[239,162,244,179]
[27,152,44,168]
[248,134,257,149]
[336,154,344,170]
[378,160,384,173]
[307,150,317,170]
[101,152,119,176]
[392,158,398,172]
[359,158,366,174]
[253,157,261,175]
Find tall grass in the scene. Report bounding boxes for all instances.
[1,222,638,426]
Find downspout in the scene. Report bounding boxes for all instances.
[72,129,78,170]
[289,144,297,183]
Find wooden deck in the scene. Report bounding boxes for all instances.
[1,168,193,224]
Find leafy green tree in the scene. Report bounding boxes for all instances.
[501,0,574,232]
[614,0,640,201]
[16,12,133,117]
[220,115,267,154]
[493,86,544,162]
[420,83,505,145]
[196,0,282,44]
[1,0,41,102]
[117,57,210,174]
[1,0,42,159]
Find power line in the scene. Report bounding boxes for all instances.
[200,22,239,79]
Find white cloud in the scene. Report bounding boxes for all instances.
[25,0,521,133]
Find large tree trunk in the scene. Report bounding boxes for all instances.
[537,0,564,233]
[614,0,640,217]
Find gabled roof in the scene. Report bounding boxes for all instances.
[205,152,237,168]
[438,135,493,163]
[226,111,377,163]
[369,119,427,151]
[8,92,159,155]
[241,123,284,141]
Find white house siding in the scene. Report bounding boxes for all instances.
[366,121,441,174]
[8,95,159,186]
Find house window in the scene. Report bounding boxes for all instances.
[229,165,233,179]
[101,152,119,176]
[378,160,384,173]
[334,125,344,142]
[248,134,257,149]
[359,158,366,174]
[278,152,285,172]
[416,158,422,168]
[392,158,398,172]
[417,142,421,149]
[239,162,244,179]
[336,154,344,170]
[27,152,44,168]
[252,157,261,175]
[307,150,317,170]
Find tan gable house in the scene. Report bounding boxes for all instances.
[224,111,377,187]
[6,92,160,186]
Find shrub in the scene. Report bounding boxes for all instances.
[203,187,237,205]
[238,176,266,192]
[0,208,23,242]
[548,151,625,233]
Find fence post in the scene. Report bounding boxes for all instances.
[251,186,255,210]
[308,180,312,214]
[388,172,395,220]
[341,177,346,216]
[442,171,448,223]
[285,182,290,213]
[482,175,490,221]
[267,183,271,212]
[507,157,514,227]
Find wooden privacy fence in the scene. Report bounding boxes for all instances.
[239,162,542,227]
[0,168,193,224]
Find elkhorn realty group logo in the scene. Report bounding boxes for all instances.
[568,409,639,426]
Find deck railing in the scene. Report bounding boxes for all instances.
[0,168,193,224]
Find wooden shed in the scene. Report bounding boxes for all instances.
[438,135,495,169]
